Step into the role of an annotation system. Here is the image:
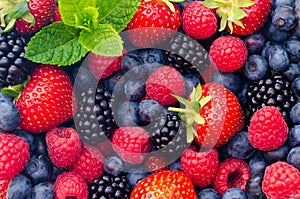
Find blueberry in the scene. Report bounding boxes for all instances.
[184,73,201,96]
[222,188,247,199]
[281,63,300,82]
[49,165,65,183]
[243,32,266,54]
[286,38,300,62]
[272,5,297,31]
[287,146,300,170]
[227,131,255,160]
[212,71,242,94]
[138,100,164,124]
[24,155,52,185]
[197,188,221,199]
[126,166,151,189]
[263,144,289,164]
[7,174,32,199]
[0,96,20,131]
[73,66,95,92]
[246,174,266,199]
[104,156,123,176]
[288,125,300,147]
[263,18,293,43]
[33,134,48,156]
[169,159,182,171]
[237,80,249,106]
[290,102,300,124]
[243,54,269,81]
[124,79,146,101]
[137,48,166,66]
[249,152,268,175]
[103,70,125,92]
[272,0,295,8]
[0,91,12,101]
[121,53,147,80]
[11,129,36,152]
[268,44,289,72]
[114,101,141,127]
[32,183,55,199]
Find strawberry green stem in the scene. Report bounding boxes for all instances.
[214,0,232,6]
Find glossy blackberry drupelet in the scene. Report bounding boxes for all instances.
[0,28,36,88]
[246,74,297,126]
[75,84,117,145]
[89,174,130,199]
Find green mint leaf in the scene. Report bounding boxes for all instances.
[97,0,140,32]
[75,6,99,31]
[78,24,123,56]
[58,0,96,27]
[25,22,88,66]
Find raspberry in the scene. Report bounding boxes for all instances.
[112,127,151,164]
[213,158,251,195]
[209,36,248,72]
[46,127,82,168]
[146,66,185,106]
[70,144,104,183]
[0,179,9,199]
[248,106,288,151]
[262,161,300,199]
[0,133,30,180]
[54,172,88,199]
[143,155,169,173]
[181,148,219,187]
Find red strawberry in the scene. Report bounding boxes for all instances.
[54,172,88,199]
[202,0,272,35]
[0,133,30,180]
[112,127,151,164]
[213,158,251,195]
[181,148,219,187]
[130,170,197,199]
[262,162,300,199]
[0,180,9,199]
[16,65,74,133]
[209,35,248,72]
[46,127,82,168]
[182,1,217,39]
[0,0,56,34]
[143,155,169,173]
[248,106,288,151]
[70,144,104,183]
[126,0,181,47]
[146,66,186,106]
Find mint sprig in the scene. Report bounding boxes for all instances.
[25,0,140,66]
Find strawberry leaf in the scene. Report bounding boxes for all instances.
[202,0,220,8]
[78,24,123,56]
[9,0,29,19]
[25,22,88,66]
[236,0,255,7]
[74,6,99,31]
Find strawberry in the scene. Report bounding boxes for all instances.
[15,65,74,133]
[0,0,56,34]
[202,0,272,35]
[169,83,244,147]
[126,0,181,47]
[130,170,197,199]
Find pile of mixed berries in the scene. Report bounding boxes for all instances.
[1,0,300,198]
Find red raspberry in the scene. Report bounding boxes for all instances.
[46,127,82,168]
[70,144,104,183]
[143,155,169,173]
[0,133,30,180]
[262,161,300,199]
[181,148,219,187]
[54,172,88,199]
[182,1,217,39]
[213,158,251,195]
[112,127,151,164]
[209,36,248,72]
[146,66,185,106]
[248,106,288,151]
[0,179,9,199]
[97,140,115,157]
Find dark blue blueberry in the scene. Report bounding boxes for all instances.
[49,165,65,183]
[290,102,300,124]
[24,155,52,185]
[287,146,300,170]
[287,38,300,62]
[237,80,249,106]
[281,63,300,82]
[263,18,293,43]
[32,182,55,199]
[137,48,166,66]
[222,188,247,199]
[33,134,48,156]
[7,174,32,199]
[124,79,146,101]
[292,77,300,97]
[288,125,300,147]
[227,131,256,160]
[249,152,268,175]
[263,144,289,164]
[114,101,141,127]
[0,91,12,101]
[243,32,266,54]
[138,100,164,124]
[12,129,36,152]
[0,95,20,131]
[212,71,242,94]
[243,54,269,81]
[169,159,182,171]
[103,70,125,92]
[197,188,221,199]
[104,156,123,176]
[295,0,300,37]
[246,174,266,199]
[268,44,289,72]
[272,5,297,31]
[126,166,151,189]
[72,66,95,92]
[184,73,201,96]
[218,143,230,162]
[121,53,147,80]
[272,0,295,9]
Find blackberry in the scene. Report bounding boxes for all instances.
[246,74,296,125]
[89,174,130,199]
[74,84,117,145]
[0,28,36,88]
